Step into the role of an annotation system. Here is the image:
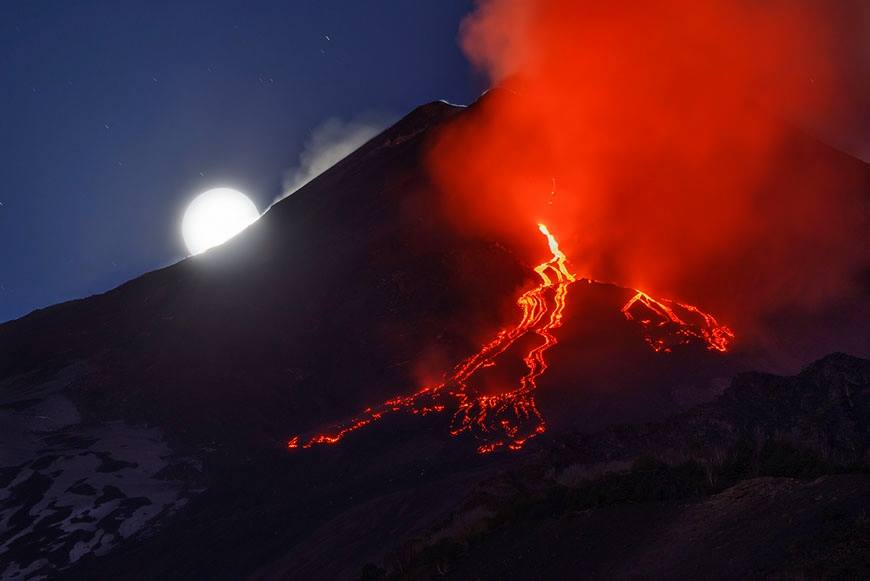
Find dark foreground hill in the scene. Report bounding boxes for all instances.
[1,97,869,579]
[379,352,870,579]
[57,353,870,580]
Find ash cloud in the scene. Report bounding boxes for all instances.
[428,0,868,329]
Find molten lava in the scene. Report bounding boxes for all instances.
[621,291,734,353]
[289,224,733,454]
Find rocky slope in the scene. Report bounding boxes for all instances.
[378,353,870,579]
[0,93,868,579]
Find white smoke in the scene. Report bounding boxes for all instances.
[273,117,386,205]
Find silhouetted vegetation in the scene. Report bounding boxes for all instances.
[377,438,867,579]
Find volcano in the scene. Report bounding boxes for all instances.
[1,98,869,580]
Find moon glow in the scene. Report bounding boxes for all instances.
[182,188,260,255]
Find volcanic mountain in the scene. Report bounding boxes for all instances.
[1,97,869,580]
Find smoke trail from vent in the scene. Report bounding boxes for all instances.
[274,117,385,205]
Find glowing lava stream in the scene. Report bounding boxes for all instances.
[621,290,734,353]
[289,224,733,454]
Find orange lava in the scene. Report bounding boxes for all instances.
[289,224,733,453]
[621,290,735,353]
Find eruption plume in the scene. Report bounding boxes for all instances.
[427,0,866,328]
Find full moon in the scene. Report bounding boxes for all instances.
[182,188,260,255]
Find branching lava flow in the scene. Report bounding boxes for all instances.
[288,224,733,453]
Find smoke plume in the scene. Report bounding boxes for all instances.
[428,0,867,328]
[275,117,384,205]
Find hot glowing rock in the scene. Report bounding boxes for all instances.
[621,290,734,353]
[288,224,734,454]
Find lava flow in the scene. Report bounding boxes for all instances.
[289,224,574,453]
[622,291,734,353]
[289,224,734,454]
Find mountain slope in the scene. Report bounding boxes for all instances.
[1,96,869,579]
[369,353,870,579]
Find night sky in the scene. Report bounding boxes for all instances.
[1,1,867,325]
[0,1,478,323]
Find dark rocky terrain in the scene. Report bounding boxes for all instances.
[1,97,868,580]
[382,352,870,579]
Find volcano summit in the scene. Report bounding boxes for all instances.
[1,97,869,579]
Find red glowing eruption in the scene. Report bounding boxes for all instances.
[288,224,733,453]
[622,291,734,354]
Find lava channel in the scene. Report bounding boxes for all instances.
[289,224,733,454]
